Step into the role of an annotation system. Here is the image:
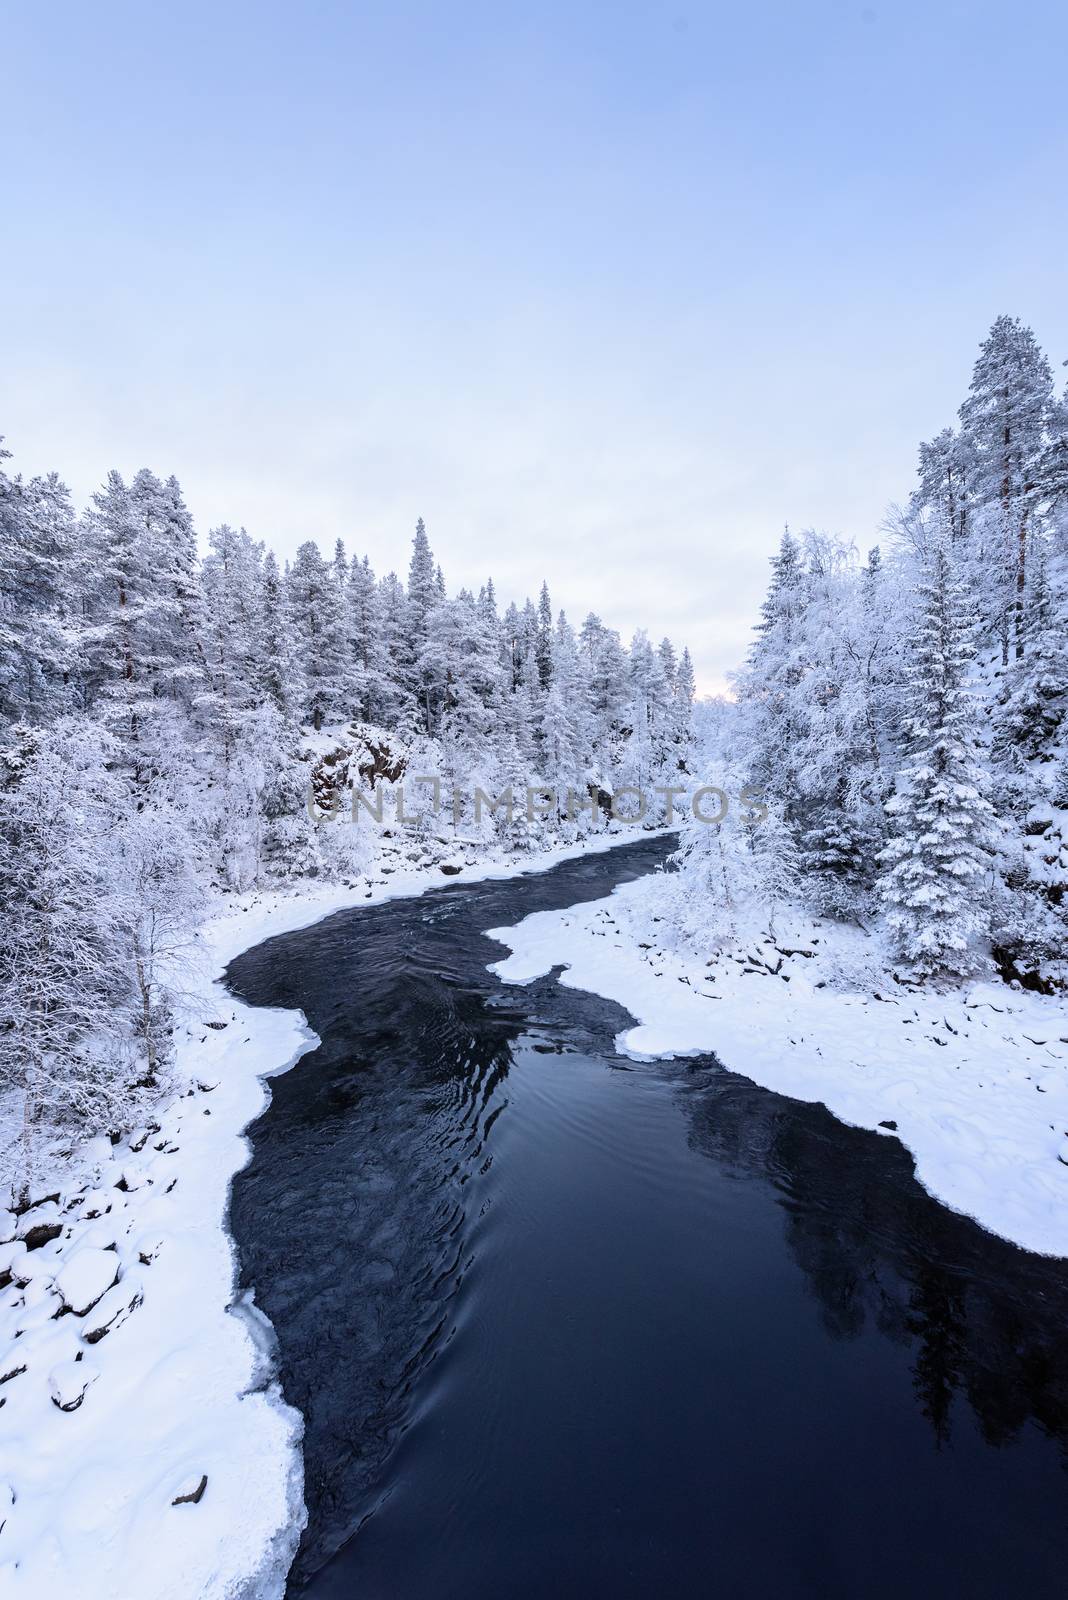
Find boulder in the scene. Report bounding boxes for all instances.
[49,1358,100,1412]
[55,1248,119,1315]
[171,1473,208,1506]
[16,1201,62,1251]
[0,1241,27,1283]
[83,1279,143,1345]
[11,1249,54,1288]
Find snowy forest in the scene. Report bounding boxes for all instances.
[0,459,695,1172]
[2,313,1067,1183]
[668,314,1068,991]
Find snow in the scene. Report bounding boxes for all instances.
[0,825,663,1600]
[487,877,1068,1259]
[0,990,309,1600]
[48,1358,100,1412]
[53,1248,118,1315]
[13,1205,58,1243]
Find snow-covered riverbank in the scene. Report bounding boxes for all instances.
[0,827,657,1600]
[7,822,1064,1600]
[489,877,1068,1259]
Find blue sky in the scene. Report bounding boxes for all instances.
[3,0,1066,691]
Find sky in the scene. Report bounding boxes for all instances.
[2,0,1067,695]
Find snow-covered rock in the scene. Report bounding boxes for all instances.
[15,1201,61,1243]
[0,1212,15,1245]
[170,1472,208,1506]
[20,1274,58,1310]
[81,1278,143,1345]
[13,1217,63,1254]
[48,1357,100,1412]
[14,1288,63,1337]
[78,1187,119,1220]
[0,1240,26,1280]
[55,1248,119,1315]
[129,1230,164,1266]
[11,1250,54,1288]
[79,1220,119,1251]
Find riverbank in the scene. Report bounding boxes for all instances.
[488,875,1068,1259]
[0,825,660,1600]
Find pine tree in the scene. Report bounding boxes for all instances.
[347,553,387,721]
[579,612,629,779]
[407,519,443,732]
[83,468,209,751]
[434,590,503,773]
[912,428,973,544]
[407,518,436,612]
[959,316,1053,662]
[673,646,696,769]
[878,541,999,982]
[657,637,677,692]
[535,581,554,690]
[736,528,809,821]
[285,540,357,730]
[0,455,77,726]
[536,612,587,795]
[376,570,417,729]
[259,550,302,718]
[201,525,265,751]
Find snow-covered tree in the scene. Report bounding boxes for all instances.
[992,542,1068,762]
[878,541,999,982]
[0,460,79,726]
[286,540,357,730]
[0,722,138,1190]
[958,315,1054,662]
[735,528,810,822]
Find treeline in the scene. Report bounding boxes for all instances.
[0,456,694,1173]
[674,315,1068,987]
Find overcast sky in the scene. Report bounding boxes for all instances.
[3,0,1067,693]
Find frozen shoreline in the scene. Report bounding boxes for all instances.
[488,876,1068,1260]
[0,826,658,1600]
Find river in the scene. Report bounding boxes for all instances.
[226,835,1068,1598]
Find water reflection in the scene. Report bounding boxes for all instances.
[679,1064,1068,1454]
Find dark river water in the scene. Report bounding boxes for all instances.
[226,836,1068,1599]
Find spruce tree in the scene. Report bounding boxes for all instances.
[285,540,357,730]
[407,519,443,731]
[535,581,553,690]
[737,528,809,822]
[878,541,999,982]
